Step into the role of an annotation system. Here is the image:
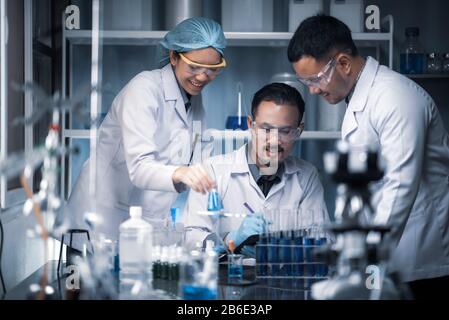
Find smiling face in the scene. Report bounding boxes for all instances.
[292,54,353,105]
[248,100,303,169]
[170,48,222,96]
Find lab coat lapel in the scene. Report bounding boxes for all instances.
[341,108,358,140]
[231,146,266,199]
[341,57,380,141]
[161,64,189,127]
[266,177,285,200]
[266,158,300,199]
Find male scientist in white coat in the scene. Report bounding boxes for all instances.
[182,83,329,256]
[64,18,226,250]
[288,14,449,298]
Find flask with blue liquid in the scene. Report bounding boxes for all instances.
[225,82,248,130]
[207,188,223,213]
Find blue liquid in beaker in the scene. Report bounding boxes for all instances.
[182,284,217,300]
[228,265,243,279]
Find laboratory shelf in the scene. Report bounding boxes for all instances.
[63,129,91,139]
[406,74,449,79]
[65,30,392,47]
[64,129,341,141]
[204,129,341,140]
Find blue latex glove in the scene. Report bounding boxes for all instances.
[240,245,256,258]
[227,213,267,248]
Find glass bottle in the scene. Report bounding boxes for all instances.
[400,27,425,74]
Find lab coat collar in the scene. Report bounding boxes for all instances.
[342,56,379,139]
[230,144,301,175]
[161,63,189,126]
[162,63,179,101]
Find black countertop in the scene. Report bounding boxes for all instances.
[3,261,315,300]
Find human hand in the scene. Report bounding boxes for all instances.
[172,165,215,194]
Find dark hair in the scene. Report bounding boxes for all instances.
[251,83,305,124]
[287,14,358,63]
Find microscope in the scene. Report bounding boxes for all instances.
[311,141,407,300]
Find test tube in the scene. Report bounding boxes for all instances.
[315,233,327,278]
[279,209,293,278]
[304,209,316,283]
[315,207,329,277]
[256,233,268,276]
[266,209,280,281]
[293,210,304,273]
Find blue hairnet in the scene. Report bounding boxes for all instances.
[158,17,226,68]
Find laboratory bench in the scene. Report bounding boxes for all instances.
[3,260,316,300]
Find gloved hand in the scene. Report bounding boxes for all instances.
[240,245,256,258]
[226,213,267,248]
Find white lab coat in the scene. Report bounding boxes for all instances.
[181,145,329,250]
[64,64,209,250]
[341,56,449,282]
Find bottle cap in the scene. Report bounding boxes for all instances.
[129,206,142,219]
[405,27,419,37]
[229,240,235,253]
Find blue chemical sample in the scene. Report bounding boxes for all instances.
[228,265,243,279]
[256,236,268,276]
[228,252,244,281]
[315,237,328,277]
[207,189,223,212]
[267,234,279,277]
[182,284,217,300]
[400,53,424,74]
[400,27,424,74]
[292,235,304,277]
[225,116,248,130]
[279,232,292,277]
[304,237,315,277]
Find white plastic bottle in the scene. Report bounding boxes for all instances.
[119,206,153,276]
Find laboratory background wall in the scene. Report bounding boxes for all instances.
[1,0,449,290]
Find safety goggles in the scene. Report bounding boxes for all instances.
[178,52,227,77]
[251,122,303,142]
[296,57,337,89]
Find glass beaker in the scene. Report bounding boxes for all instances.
[179,248,218,300]
[227,253,244,281]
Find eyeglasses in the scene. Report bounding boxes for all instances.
[296,57,337,89]
[178,52,227,77]
[251,122,303,142]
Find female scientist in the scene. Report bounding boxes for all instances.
[64,17,227,248]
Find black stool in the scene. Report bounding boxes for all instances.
[57,229,93,275]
